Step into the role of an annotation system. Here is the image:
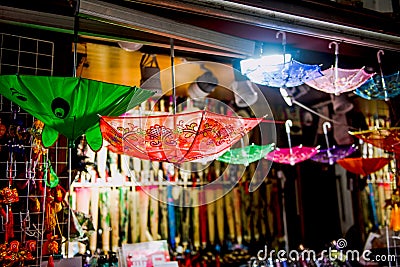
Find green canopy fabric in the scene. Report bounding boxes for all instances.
[0,74,154,151]
[217,143,275,166]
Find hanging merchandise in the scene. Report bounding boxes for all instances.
[265,120,319,165]
[355,50,400,101]
[0,74,155,150]
[217,143,275,166]
[305,41,375,95]
[240,31,322,88]
[349,127,400,153]
[310,122,357,165]
[100,110,264,164]
[337,157,391,176]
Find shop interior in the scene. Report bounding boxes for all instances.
[1,0,400,266]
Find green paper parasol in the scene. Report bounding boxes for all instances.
[217,143,275,166]
[0,74,154,151]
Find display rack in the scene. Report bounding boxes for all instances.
[0,33,70,267]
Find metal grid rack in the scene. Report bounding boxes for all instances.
[0,33,69,267]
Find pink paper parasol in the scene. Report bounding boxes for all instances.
[100,110,264,164]
[305,42,374,95]
[265,120,319,165]
[349,127,400,153]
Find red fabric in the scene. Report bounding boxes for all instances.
[47,255,54,267]
[100,110,263,163]
[337,157,391,176]
[350,128,400,153]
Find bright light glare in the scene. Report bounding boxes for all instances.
[240,53,292,73]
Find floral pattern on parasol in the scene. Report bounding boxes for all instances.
[305,42,374,95]
[355,72,400,101]
[100,110,264,164]
[355,51,400,101]
[217,143,276,166]
[310,122,357,164]
[349,127,400,153]
[265,145,319,165]
[264,120,319,165]
[241,31,322,88]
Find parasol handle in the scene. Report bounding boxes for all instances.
[323,121,331,136]
[285,120,293,155]
[323,122,333,162]
[276,31,287,64]
[276,31,286,46]
[377,50,388,99]
[329,41,339,91]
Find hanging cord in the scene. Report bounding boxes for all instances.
[292,99,358,131]
[170,38,176,115]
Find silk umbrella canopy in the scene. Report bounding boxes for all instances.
[0,74,154,151]
[265,145,319,165]
[310,122,357,165]
[240,31,322,88]
[100,110,264,164]
[217,143,276,166]
[305,42,374,95]
[337,157,391,176]
[355,50,400,101]
[355,72,400,101]
[349,127,400,153]
[264,120,319,165]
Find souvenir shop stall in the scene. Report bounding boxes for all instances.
[1,2,400,267]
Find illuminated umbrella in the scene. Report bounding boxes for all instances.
[217,143,276,166]
[0,74,154,151]
[349,127,400,153]
[265,120,319,165]
[99,110,264,164]
[310,122,357,165]
[337,157,391,176]
[240,31,322,88]
[355,50,400,101]
[305,42,375,95]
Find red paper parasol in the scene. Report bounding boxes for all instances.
[100,110,264,164]
[336,157,391,176]
[349,128,400,153]
[265,120,319,165]
[305,42,374,95]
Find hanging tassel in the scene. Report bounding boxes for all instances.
[47,255,54,267]
[6,207,14,241]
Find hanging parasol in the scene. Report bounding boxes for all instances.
[240,31,322,88]
[100,110,264,164]
[349,127,400,153]
[0,74,154,150]
[265,120,319,165]
[217,143,276,166]
[305,41,375,95]
[355,50,400,101]
[310,122,357,165]
[336,157,391,176]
